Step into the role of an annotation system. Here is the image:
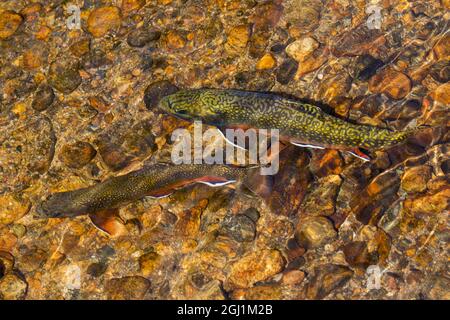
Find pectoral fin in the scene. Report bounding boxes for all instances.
[290,140,325,150]
[195,176,237,187]
[347,148,371,162]
[89,209,127,237]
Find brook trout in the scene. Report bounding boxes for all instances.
[36,163,268,218]
[158,89,411,160]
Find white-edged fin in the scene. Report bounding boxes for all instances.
[347,151,370,162]
[197,180,237,187]
[290,141,325,149]
[145,193,173,199]
[216,128,247,151]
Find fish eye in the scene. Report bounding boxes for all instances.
[176,109,189,115]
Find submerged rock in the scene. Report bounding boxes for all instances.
[226,249,285,289]
[105,276,150,299]
[0,11,23,39]
[87,6,122,38]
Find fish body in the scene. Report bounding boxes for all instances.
[158,89,410,156]
[36,164,263,218]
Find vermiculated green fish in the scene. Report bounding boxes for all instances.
[158,89,411,160]
[36,163,268,218]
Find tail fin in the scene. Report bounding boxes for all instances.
[241,167,274,201]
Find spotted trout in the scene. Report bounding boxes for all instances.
[158,89,411,160]
[36,163,269,218]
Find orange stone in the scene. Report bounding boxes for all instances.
[0,11,23,39]
[87,6,121,38]
[256,53,276,70]
[369,68,412,100]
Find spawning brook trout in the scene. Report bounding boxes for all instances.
[36,163,268,218]
[158,89,411,160]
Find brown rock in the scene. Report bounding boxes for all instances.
[300,175,342,217]
[0,273,28,300]
[342,241,375,270]
[227,249,285,289]
[48,58,81,94]
[139,251,162,277]
[230,285,283,300]
[35,25,51,41]
[404,187,449,215]
[69,38,91,57]
[332,25,385,57]
[305,264,353,299]
[251,1,283,31]
[105,276,150,299]
[309,149,344,177]
[18,246,47,273]
[317,74,352,103]
[0,251,15,275]
[369,68,412,100]
[0,11,23,39]
[121,0,146,16]
[225,25,250,54]
[295,47,328,79]
[0,193,31,226]
[433,34,450,60]
[282,270,306,285]
[429,82,450,105]
[59,141,97,169]
[295,216,337,249]
[32,85,55,111]
[401,165,432,193]
[22,49,44,69]
[428,276,450,300]
[87,6,121,38]
[166,30,186,50]
[175,200,208,237]
[256,53,276,70]
[285,0,320,33]
[285,36,319,62]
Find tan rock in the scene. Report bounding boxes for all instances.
[401,165,432,193]
[227,249,285,289]
[256,53,276,70]
[0,11,23,39]
[105,276,150,299]
[282,270,306,285]
[295,216,337,249]
[0,251,15,274]
[369,68,412,100]
[121,0,146,16]
[0,273,28,300]
[305,264,353,299]
[430,82,450,105]
[0,193,31,226]
[87,6,121,38]
[225,25,250,54]
[404,187,449,215]
[295,47,328,79]
[139,251,162,276]
[433,34,450,60]
[166,30,186,50]
[285,36,319,62]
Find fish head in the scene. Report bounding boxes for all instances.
[158,90,221,124]
[35,191,88,218]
